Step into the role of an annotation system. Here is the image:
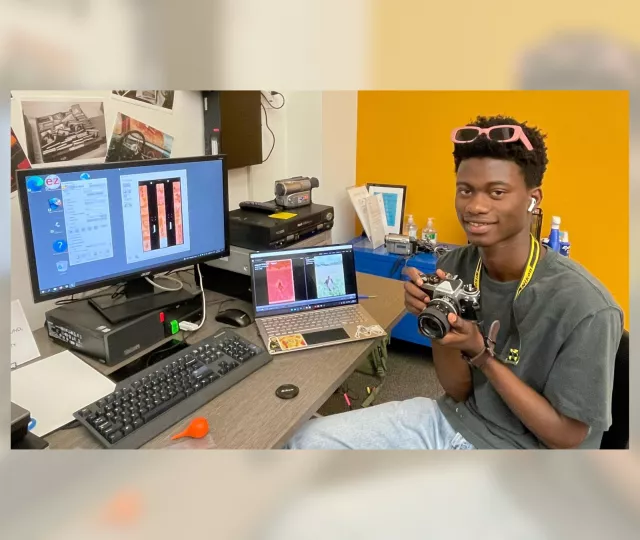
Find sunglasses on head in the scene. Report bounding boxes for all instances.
[451,124,533,151]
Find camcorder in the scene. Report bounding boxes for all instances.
[385,234,442,256]
[274,176,319,209]
[415,272,481,340]
[385,233,414,255]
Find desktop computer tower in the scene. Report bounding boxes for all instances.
[44,295,203,366]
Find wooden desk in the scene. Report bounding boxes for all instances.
[43,272,406,449]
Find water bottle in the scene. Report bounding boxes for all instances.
[421,217,437,245]
[559,231,570,257]
[548,216,561,252]
[406,214,418,239]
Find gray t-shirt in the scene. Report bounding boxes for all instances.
[435,245,623,449]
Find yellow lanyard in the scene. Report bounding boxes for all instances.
[473,234,541,300]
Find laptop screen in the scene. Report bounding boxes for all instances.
[250,244,358,317]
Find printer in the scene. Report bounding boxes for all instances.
[11,402,49,449]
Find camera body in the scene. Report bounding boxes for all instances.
[416,272,481,340]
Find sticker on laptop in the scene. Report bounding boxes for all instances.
[277,334,308,350]
[355,325,385,338]
[268,337,282,353]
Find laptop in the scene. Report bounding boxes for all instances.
[249,243,387,355]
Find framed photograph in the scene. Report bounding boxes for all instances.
[366,183,407,235]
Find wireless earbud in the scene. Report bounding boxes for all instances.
[528,198,536,212]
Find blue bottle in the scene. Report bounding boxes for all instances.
[559,231,570,257]
[548,216,561,252]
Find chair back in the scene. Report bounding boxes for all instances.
[600,330,629,449]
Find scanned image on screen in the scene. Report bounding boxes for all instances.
[314,254,346,298]
[138,179,184,252]
[120,170,190,264]
[266,260,295,304]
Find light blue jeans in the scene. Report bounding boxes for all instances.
[285,397,475,450]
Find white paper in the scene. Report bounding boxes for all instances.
[11,350,116,437]
[347,185,372,240]
[366,184,405,235]
[365,193,388,249]
[11,299,40,369]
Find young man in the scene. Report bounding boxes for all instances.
[285,115,623,450]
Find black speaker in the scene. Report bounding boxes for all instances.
[202,91,262,169]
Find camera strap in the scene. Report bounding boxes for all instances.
[473,233,541,300]
[471,234,541,363]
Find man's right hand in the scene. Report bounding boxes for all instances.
[403,268,449,316]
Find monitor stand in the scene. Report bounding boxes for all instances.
[89,277,199,325]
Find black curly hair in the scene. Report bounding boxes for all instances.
[452,115,549,188]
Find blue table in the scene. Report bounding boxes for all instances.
[350,235,457,347]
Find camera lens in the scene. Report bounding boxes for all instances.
[417,299,457,340]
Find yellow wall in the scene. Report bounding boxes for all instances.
[355,91,629,327]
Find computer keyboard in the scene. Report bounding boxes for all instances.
[73,329,271,449]
[263,305,366,336]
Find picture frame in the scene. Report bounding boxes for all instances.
[366,183,407,235]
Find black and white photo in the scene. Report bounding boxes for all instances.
[20,99,108,166]
[112,90,175,112]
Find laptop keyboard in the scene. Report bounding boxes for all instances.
[263,305,366,336]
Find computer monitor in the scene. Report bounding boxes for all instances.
[249,244,359,318]
[17,155,229,318]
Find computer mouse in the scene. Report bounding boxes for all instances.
[215,308,252,328]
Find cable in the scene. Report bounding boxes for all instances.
[389,255,409,278]
[60,419,80,430]
[261,90,285,109]
[181,297,234,346]
[144,337,188,368]
[178,264,206,333]
[260,102,276,163]
[144,274,183,292]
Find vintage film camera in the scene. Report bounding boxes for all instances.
[274,176,319,209]
[416,272,481,340]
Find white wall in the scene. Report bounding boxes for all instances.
[322,91,358,243]
[251,91,358,244]
[11,90,358,328]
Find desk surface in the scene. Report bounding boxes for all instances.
[43,272,406,449]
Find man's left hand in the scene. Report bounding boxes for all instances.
[434,313,485,357]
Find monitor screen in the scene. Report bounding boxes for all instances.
[250,244,358,317]
[18,156,228,302]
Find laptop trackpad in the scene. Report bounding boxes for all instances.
[302,328,349,345]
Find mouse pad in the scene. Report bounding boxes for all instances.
[301,328,350,345]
